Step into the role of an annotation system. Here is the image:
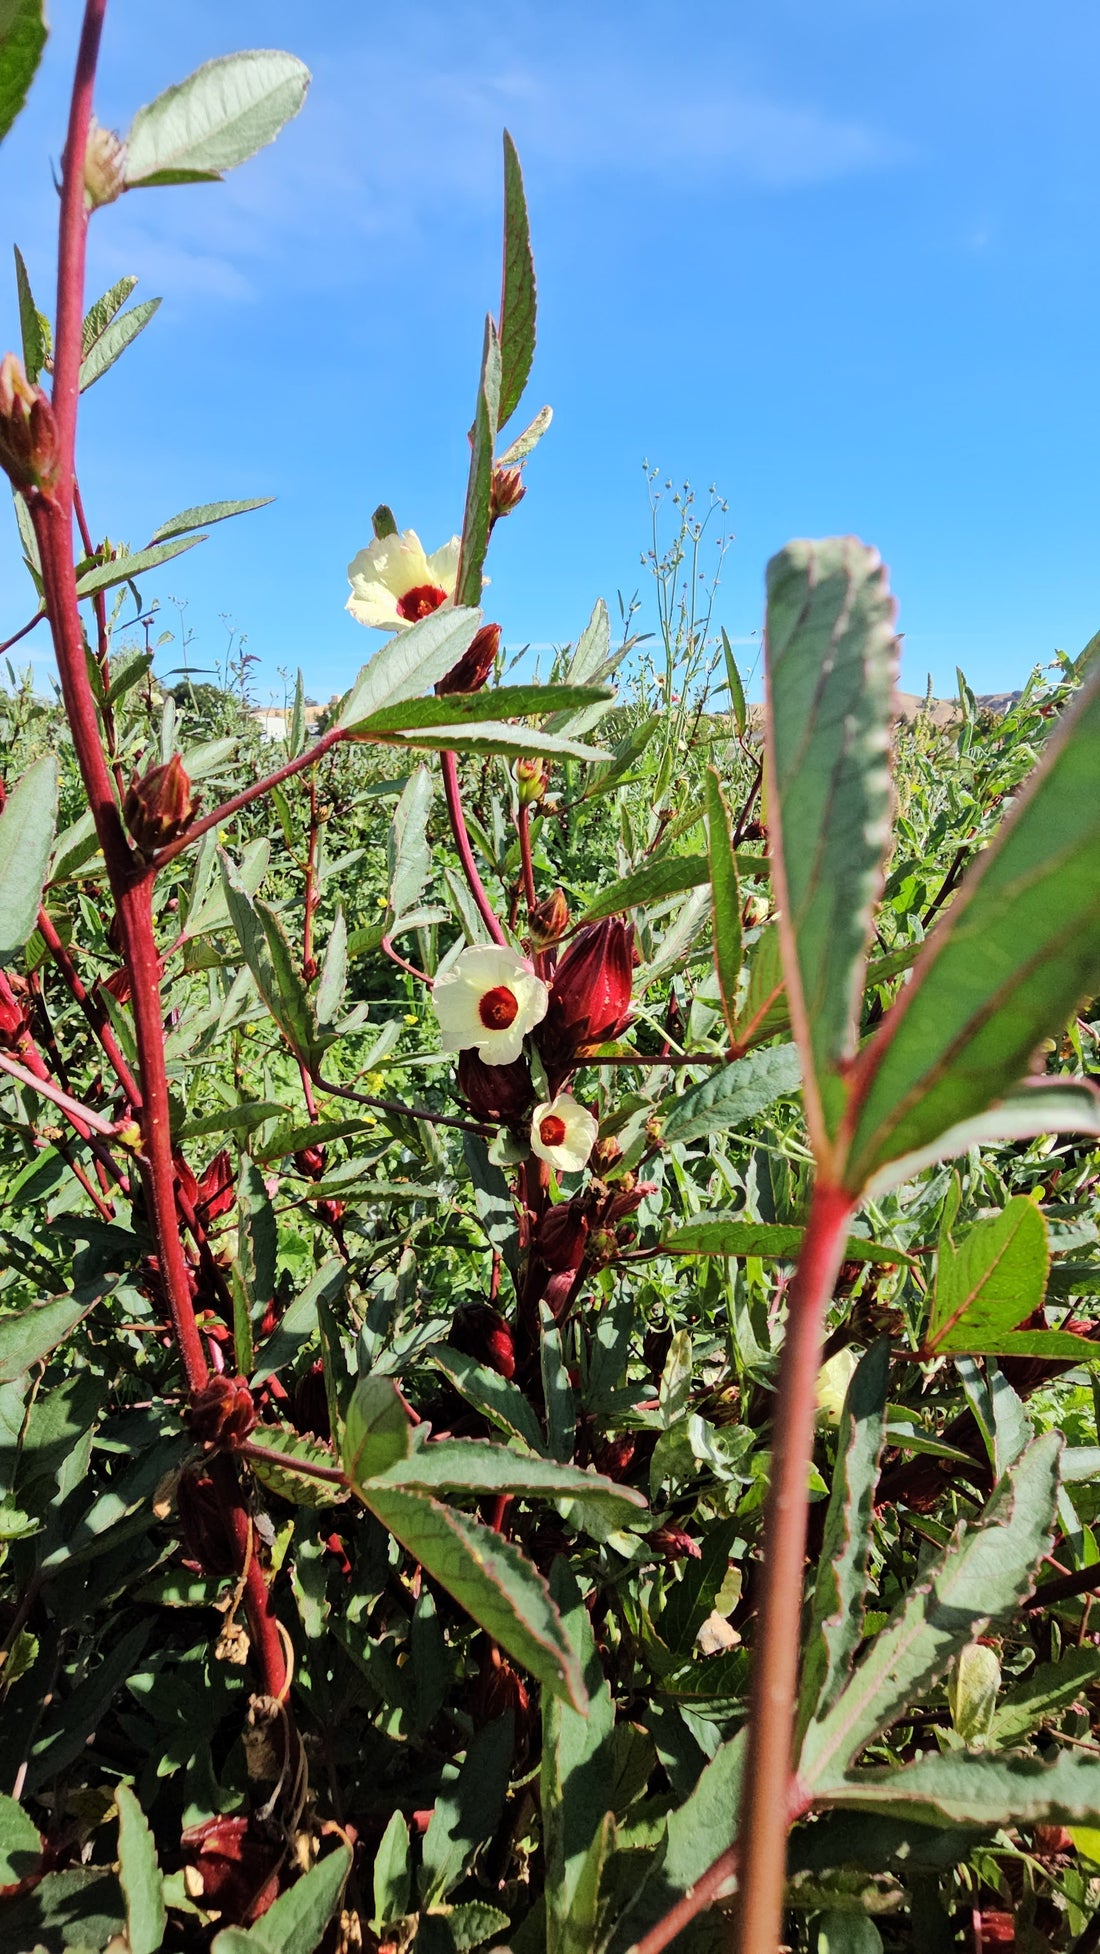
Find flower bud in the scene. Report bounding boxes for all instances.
[180,1814,283,1926]
[528,886,570,950]
[457,1047,533,1122]
[489,465,526,520]
[176,1466,244,1575]
[540,916,635,1070]
[293,1145,326,1181]
[188,1374,256,1449]
[449,1303,516,1380]
[0,977,31,1052]
[123,753,195,854]
[0,352,60,497]
[535,1200,589,1274]
[652,1526,702,1561]
[435,621,501,697]
[196,1149,235,1224]
[741,894,770,929]
[84,119,127,208]
[515,757,549,804]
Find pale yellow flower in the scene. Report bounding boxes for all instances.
[346,528,460,631]
[530,1093,598,1175]
[432,945,547,1067]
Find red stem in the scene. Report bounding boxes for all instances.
[731,1180,854,1954]
[36,904,140,1104]
[441,748,507,944]
[517,801,537,913]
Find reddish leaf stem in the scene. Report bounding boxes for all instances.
[0,1048,120,1135]
[36,904,140,1103]
[441,748,507,944]
[731,1179,854,1954]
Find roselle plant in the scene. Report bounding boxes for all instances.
[2,6,1100,1954]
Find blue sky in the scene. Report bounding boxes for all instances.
[3,0,1100,705]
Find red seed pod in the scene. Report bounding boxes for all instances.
[449,1303,516,1380]
[594,1432,636,1481]
[123,753,195,854]
[489,465,527,520]
[180,1815,283,1926]
[470,1640,532,1734]
[176,1466,244,1575]
[1032,1824,1073,1856]
[541,916,635,1069]
[293,1144,326,1181]
[188,1374,256,1449]
[528,886,570,951]
[535,1200,590,1274]
[973,1910,1015,1948]
[435,621,502,697]
[0,352,60,496]
[316,1198,345,1229]
[652,1526,703,1561]
[457,1047,533,1123]
[196,1149,235,1224]
[0,982,30,1052]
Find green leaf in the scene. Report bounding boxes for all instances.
[429,1345,546,1452]
[125,51,310,186]
[764,538,898,1159]
[498,401,552,468]
[359,1484,586,1708]
[705,766,742,1040]
[541,1561,616,1951]
[337,605,483,730]
[420,1716,513,1905]
[115,1785,166,1954]
[352,682,610,738]
[865,1078,1100,1196]
[798,1339,890,1738]
[382,720,603,763]
[0,1791,41,1884]
[926,1196,1049,1356]
[800,1432,1061,1789]
[219,854,328,1067]
[619,1732,745,1947]
[371,1810,411,1929]
[79,298,161,390]
[657,1514,740,1656]
[659,1043,801,1148]
[845,664,1100,1191]
[990,1647,1100,1745]
[74,534,201,597]
[210,1844,350,1954]
[0,1282,101,1382]
[251,1257,345,1385]
[721,626,747,737]
[13,243,48,381]
[817,1746,1100,1831]
[151,496,273,543]
[28,1622,150,1791]
[244,1426,347,1507]
[497,131,536,430]
[342,1374,414,1483]
[388,764,432,920]
[369,1435,645,1517]
[0,0,46,147]
[657,1218,908,1266]
[0,751,56,961]
[455,316,501,609]
[315,909,346,1030]
[577,849,769,930]
[815,1916,883,1954]
[81,274,137,354]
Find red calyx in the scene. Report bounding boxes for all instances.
[188,1374,256,1449]
[457,1048,533,1123]
[449,1303,516,1380]
[539,916,635,1074]
[436,621,501,697]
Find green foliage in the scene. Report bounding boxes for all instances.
[2,20,1100,1952]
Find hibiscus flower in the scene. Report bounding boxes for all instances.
[530,1093,598,1174]
[433,945,549,1067]
[346,528,460,631]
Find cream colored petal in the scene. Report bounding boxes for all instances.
[346,586,402,630]
[476,1022,527,1065]
[425,535,461,595]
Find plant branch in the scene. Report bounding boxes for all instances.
[147,727,346,873]
[517,801,537,912]
[731,1179,855,1954]
[0,611,45,657]
[240,1440,348,1488]
[0,1048,121,1135]
[441,748,507,944]
[315,1070,489,1136]
[36,904,141,1103]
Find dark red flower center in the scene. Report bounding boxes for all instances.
[397,582,448,622]
[479,985,519,1030]
[539,1114,567,1148]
